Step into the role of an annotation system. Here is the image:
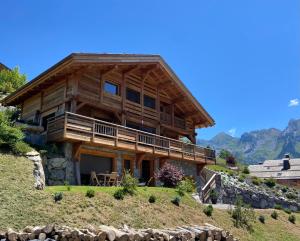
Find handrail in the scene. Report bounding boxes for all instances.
[48,112,216,158]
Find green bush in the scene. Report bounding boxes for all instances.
[274,204,282,210]
[264,178,276,188]
[203,205,214,217]
[258,215,265,224]
[231,197,255,231]
[121,171,138,195]
[288,215,296,224]
[64,181,71,191]
[176,177,196,196]
[286,192,297,200]
[284,208,292,214]
[281,186,288,193]
[148,195,156,203]
[12,141,31,155]
[209,189,219,204]
[171,196,181,206]
[54,192,63,202]
[242,166,250,174]
[0,110,31,155]
[86,189,95,198]
[113,189,125,200]
[271,211,278,219]
[251,176,261,186]
[238,175,245,183]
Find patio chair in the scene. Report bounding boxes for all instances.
[90,171,100,186]
[116,174,123,186]
[107,172,118,186]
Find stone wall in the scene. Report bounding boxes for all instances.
[220,173,300,211]
[1,224,238,241]
[44,143,76,185]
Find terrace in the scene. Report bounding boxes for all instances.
[47,112,216,163]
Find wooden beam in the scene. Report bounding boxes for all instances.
[102,65,117,76]
[123,65,139,76]
[76,102,86,111]
[157,80,173,91]
[172,95,186,104]
[136,153,145,169]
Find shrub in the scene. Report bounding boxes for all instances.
[12,141,31,155]
[251,176,261,186]
[0,110,31,155]
[113,189,125,200]
[288,215,296,224]
[258,215,265,224]
[171,196,181,206]
[238,175,245,183]
[274,204,282,210]
[231,197,255,231]
[209,189,219,204]
[54,192,63,202]
[286,192,297,200]
[148,195,156,203]
[203,205,214,217]
[86,189,95,198]
[281,186,288,193]
[242,166,250,174]
[155,163,184,187]
[271,211,278,219]
[121,171,138,195]
[284,208,292,214]
[177,177,196,194]
[264,178,276,188]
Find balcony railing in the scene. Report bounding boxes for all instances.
[47,112,216,163]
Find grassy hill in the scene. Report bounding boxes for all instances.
[0,152,300,241]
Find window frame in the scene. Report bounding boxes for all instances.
[143,94,156,109]
[126,87,141,104]
[104,81,119,96]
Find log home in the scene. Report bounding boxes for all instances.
[2,53,216,185]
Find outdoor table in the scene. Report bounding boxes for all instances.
[97,173,112,186]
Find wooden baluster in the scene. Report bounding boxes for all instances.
[92,120,95,142]
[115,127,118,147]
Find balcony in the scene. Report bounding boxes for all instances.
[47,112,216,163]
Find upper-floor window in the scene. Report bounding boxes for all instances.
[104,81,119,95]
[144,95,156,109]
[126,88,140,104]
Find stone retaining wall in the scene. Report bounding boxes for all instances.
[0,224,238,241]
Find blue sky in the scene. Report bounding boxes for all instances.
[1,0,299,139]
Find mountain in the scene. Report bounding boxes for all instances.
[198,119,300,164]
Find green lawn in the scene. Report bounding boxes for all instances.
[1,152,300,241]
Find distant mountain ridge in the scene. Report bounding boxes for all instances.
[197,119,300,164]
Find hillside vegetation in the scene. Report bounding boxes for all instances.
[0,152,300,241]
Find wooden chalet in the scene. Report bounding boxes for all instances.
[2,53,216,185]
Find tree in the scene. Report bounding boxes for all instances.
[0,67,26,94]
[219,149,231,159]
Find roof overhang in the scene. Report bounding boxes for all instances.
[1,53,215,127]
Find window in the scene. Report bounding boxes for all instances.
[141,125,156,134]
[144,95,156,109]
[126,88,140,104]
[104,81,119,95]
[41,113,55,130]
[124,160,131,171]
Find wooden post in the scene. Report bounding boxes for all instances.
[121,72,126,125]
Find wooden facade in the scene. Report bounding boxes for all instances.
[2,54,216,183]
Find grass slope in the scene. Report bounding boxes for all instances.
[0,153,300,241]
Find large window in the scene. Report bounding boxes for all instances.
[104,81,119,95]
[144,95,156,109]
[126,122,156,134]
[126,88,140,104]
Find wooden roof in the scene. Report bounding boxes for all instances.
[1,53,215,127]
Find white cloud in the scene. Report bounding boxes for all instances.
[288,99,299,107]
[228,128,236,137]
